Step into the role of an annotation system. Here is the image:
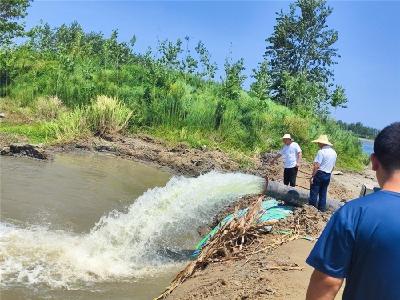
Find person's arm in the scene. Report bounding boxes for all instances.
[311,150,322,183]
[270,152,282,164]
[294,143,302,167]
[306,270,344,300]
[310,162,320,184]
[296,151,302,167]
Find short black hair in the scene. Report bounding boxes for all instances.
[374,122,400,172]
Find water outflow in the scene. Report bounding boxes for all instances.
[0,171,265,288]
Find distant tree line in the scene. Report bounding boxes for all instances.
[337,121,379,139]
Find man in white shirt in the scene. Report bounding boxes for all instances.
[271,134,302,187]
[309,134,337,211]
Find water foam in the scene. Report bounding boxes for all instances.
[0,171,264,288]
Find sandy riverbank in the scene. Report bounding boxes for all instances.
[163,167,376,300]
[168,239,340,300]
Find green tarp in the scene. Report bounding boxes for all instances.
[192,197,293,257]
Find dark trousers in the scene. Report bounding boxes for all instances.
[309,171,331,211]
[284,167,298,187]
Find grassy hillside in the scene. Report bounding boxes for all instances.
[0,29,366,170]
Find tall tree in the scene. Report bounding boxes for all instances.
[195,41,217,80]
[280,71,327,114]
[265,0,343,111]
[182,36,198,74]
[157,38,183,70]
[0,0,31,46]
[103,29,131,68]
[250,60,270,101]
[330,85,347,108]
[214,57,246,130]
[222,57,246,101]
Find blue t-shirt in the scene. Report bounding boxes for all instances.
[306,190,400,300]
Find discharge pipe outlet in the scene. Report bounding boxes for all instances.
[264,177,342,211]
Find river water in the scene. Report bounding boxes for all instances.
[0,152,264,299]
[360,138,374,155]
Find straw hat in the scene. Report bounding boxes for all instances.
[282,133,293,140]
[312,134,333,146]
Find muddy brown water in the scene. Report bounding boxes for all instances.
[0,152,177,300]
[0,152,266,300]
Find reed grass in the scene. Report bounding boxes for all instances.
[86,95,133,136]
[49,108,89,143]
[33,96,65,120]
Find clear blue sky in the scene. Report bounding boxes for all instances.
[25,1,400,129]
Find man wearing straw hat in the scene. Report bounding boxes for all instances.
[308,134,337,211]
[271,133,302,187]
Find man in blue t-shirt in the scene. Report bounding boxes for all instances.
[306,122,400,300]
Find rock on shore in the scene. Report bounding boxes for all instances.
[1,143,51,160]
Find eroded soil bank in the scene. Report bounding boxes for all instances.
[1,133,374,201]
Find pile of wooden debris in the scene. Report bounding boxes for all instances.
[156,196,329,300]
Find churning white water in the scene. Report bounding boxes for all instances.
[0,171,264,289]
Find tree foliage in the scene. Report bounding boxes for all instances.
[330,85,347,108]
[182,36,198,74]
[25,21,133,67]
[280,71,327,114]
[195,41,217,79]
[250,60,270,101]
[337,120,379,139]
[0,0,31,45]
[223,58,246,101]
[265,0,346,113]
[157,38,183,70]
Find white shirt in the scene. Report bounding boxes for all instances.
[280,142,302,168]
[314,145,337,173]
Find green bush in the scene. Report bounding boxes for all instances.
[283,115,310,144]
[49,108,89,142]
[33,96,65,120]
[86,95,133,136]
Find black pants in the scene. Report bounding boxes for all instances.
[284,167,298,187]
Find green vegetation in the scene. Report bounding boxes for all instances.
[86,95,133,136]
[0,0,367,170]
[0,122,51,144]
[337,120,379,139]
[265,0,348,112]
[0,0,31,46]
[0,96,133,143]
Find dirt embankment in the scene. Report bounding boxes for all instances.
[162,203,337,300]
[0,132,370,201]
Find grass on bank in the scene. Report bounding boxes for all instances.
[0,123,53,144]
[0,94,366,171]
[0,96,133,144]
